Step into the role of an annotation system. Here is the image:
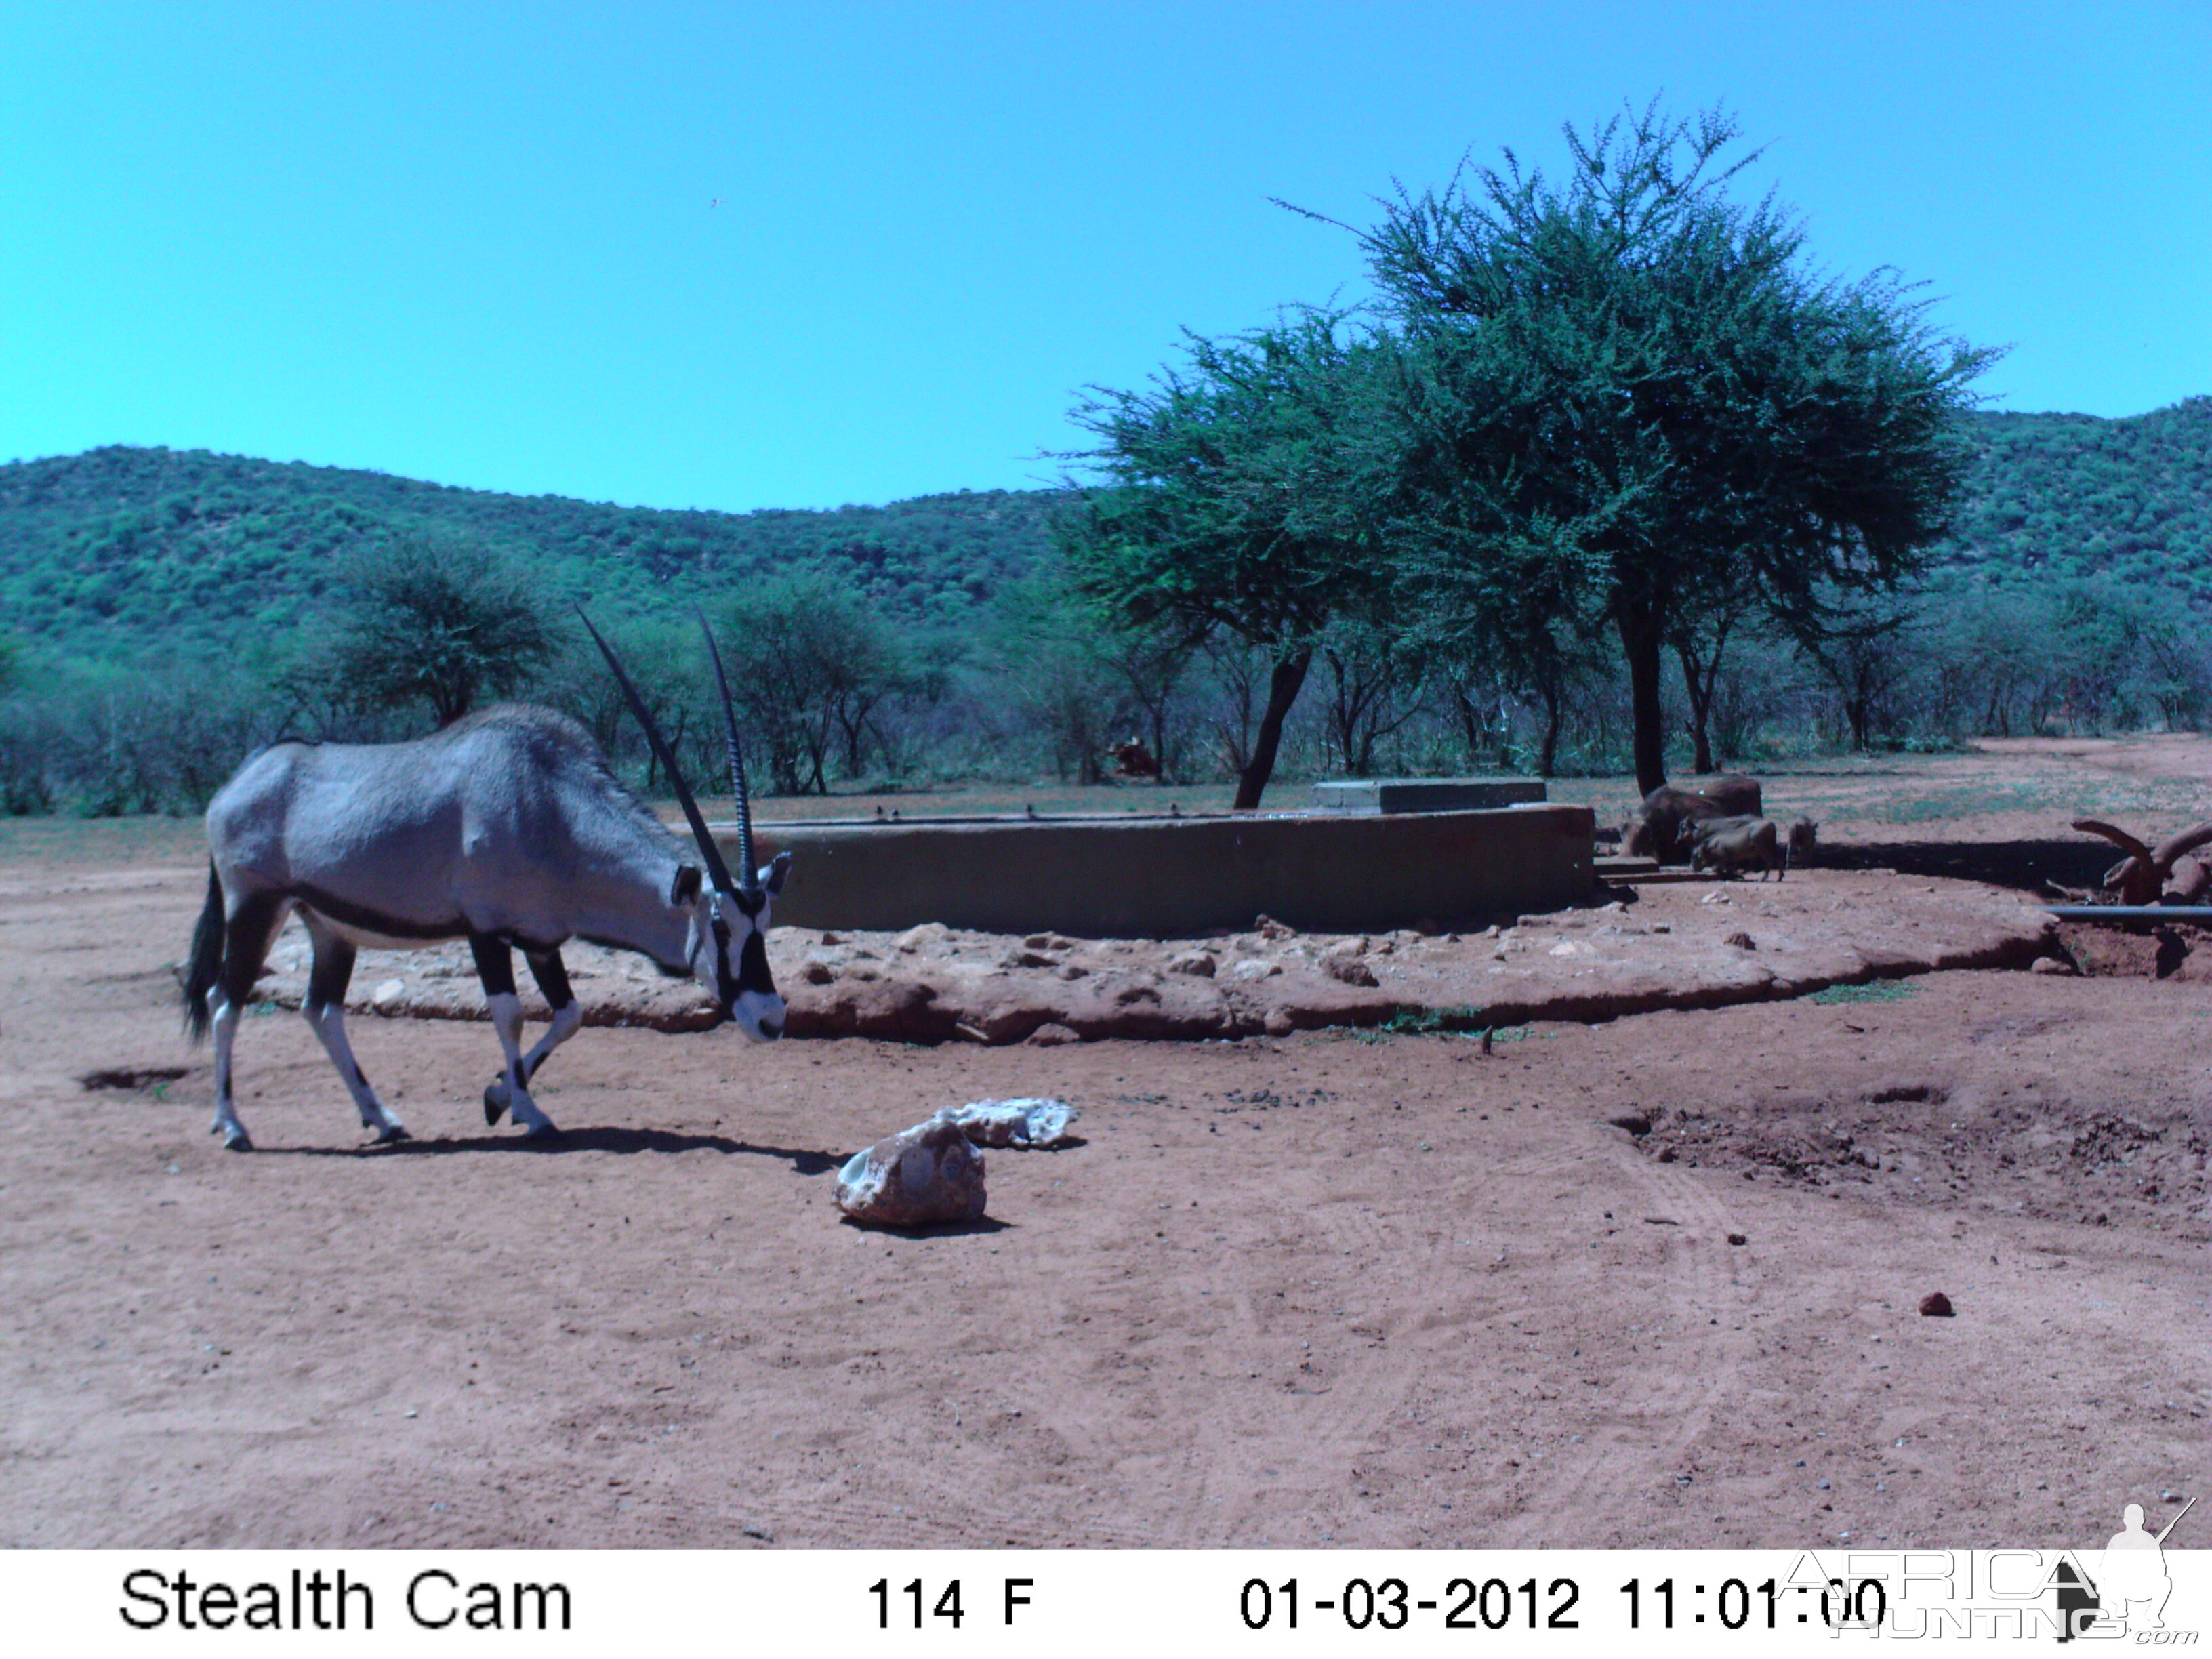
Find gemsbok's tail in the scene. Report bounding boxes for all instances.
[183,862,224,1043]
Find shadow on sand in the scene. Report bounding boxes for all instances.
[272,1126,843,1174]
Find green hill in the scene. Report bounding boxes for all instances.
[1936,396,2212,601]
[3,397,2208,665]
[0,446,1069,663]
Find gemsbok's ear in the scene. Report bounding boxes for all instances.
[764,851,793,895]
[670,865,703,906]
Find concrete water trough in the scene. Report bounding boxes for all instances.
[1312,776,1549,814]
[725,802,1596,938]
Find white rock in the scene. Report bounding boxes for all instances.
[936,1097,1079,1149]
[836,1116,986,1227]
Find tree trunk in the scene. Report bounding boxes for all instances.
[1233,650,1312,810]
[1616,599,1669,796]
[1676,640,1716,774]
[1450,684,1489,760]
[1536,673,1564,777]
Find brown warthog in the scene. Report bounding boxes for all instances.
[1690,816,1785,880]
[1622,775,1764,863]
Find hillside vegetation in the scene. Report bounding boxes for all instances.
[0,445,1064,662]
[5,398,2209,663]
[1936,398,2212,600]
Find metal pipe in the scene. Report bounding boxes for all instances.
[2043,905,2212,924]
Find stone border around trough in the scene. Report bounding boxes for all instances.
[239,872,2060,1044]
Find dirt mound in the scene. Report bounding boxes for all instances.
[2053,918,2212,981]
[1602,989,2209,1237]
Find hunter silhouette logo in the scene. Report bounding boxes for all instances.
[2064,1494,2196,1641]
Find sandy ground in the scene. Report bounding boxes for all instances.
[2,741,2207,1550]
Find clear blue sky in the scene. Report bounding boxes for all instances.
[5,1,2207,514]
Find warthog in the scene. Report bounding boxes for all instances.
[1786,818,1818,864]
[1622,775,1765,863]
[1690,816,1785,880]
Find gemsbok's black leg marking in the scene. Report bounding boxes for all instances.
[205,891,287,1152]
[474,933,559,1136]
[518,948,583,1088]
[299,916,410,1145]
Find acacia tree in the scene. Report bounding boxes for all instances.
[1316,616,1431,777]
[985,577,1129,785]
[299,536,557,729]
[715,567,916,794]
[1354,102,1996,794]
[1060,311,1393,807]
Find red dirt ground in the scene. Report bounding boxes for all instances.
[1,741,2205,1549]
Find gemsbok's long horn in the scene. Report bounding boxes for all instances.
[577,609,736,896]
[697,615,759,896]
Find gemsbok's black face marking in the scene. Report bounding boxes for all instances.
[735,925,775,996]
[694,881,784,1040]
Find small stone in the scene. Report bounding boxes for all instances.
[895,922,950,954]
[819,930,843,945]
[1324,954,1378,987]
[835,1115,986,1227]
[1231,959,1282,982]
[800,959,835,985]
[1256,914,1297,941]
[1166,951,1217,978]
[2030,956,2072,975]
[1918,1292,1954,1317]
[1025,1022,1080,1047]
[371,978,407,1008]
[1725,932,1757,951]
[1727,1233,1748,1246]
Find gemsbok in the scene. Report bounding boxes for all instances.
[182,615,788,1149]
